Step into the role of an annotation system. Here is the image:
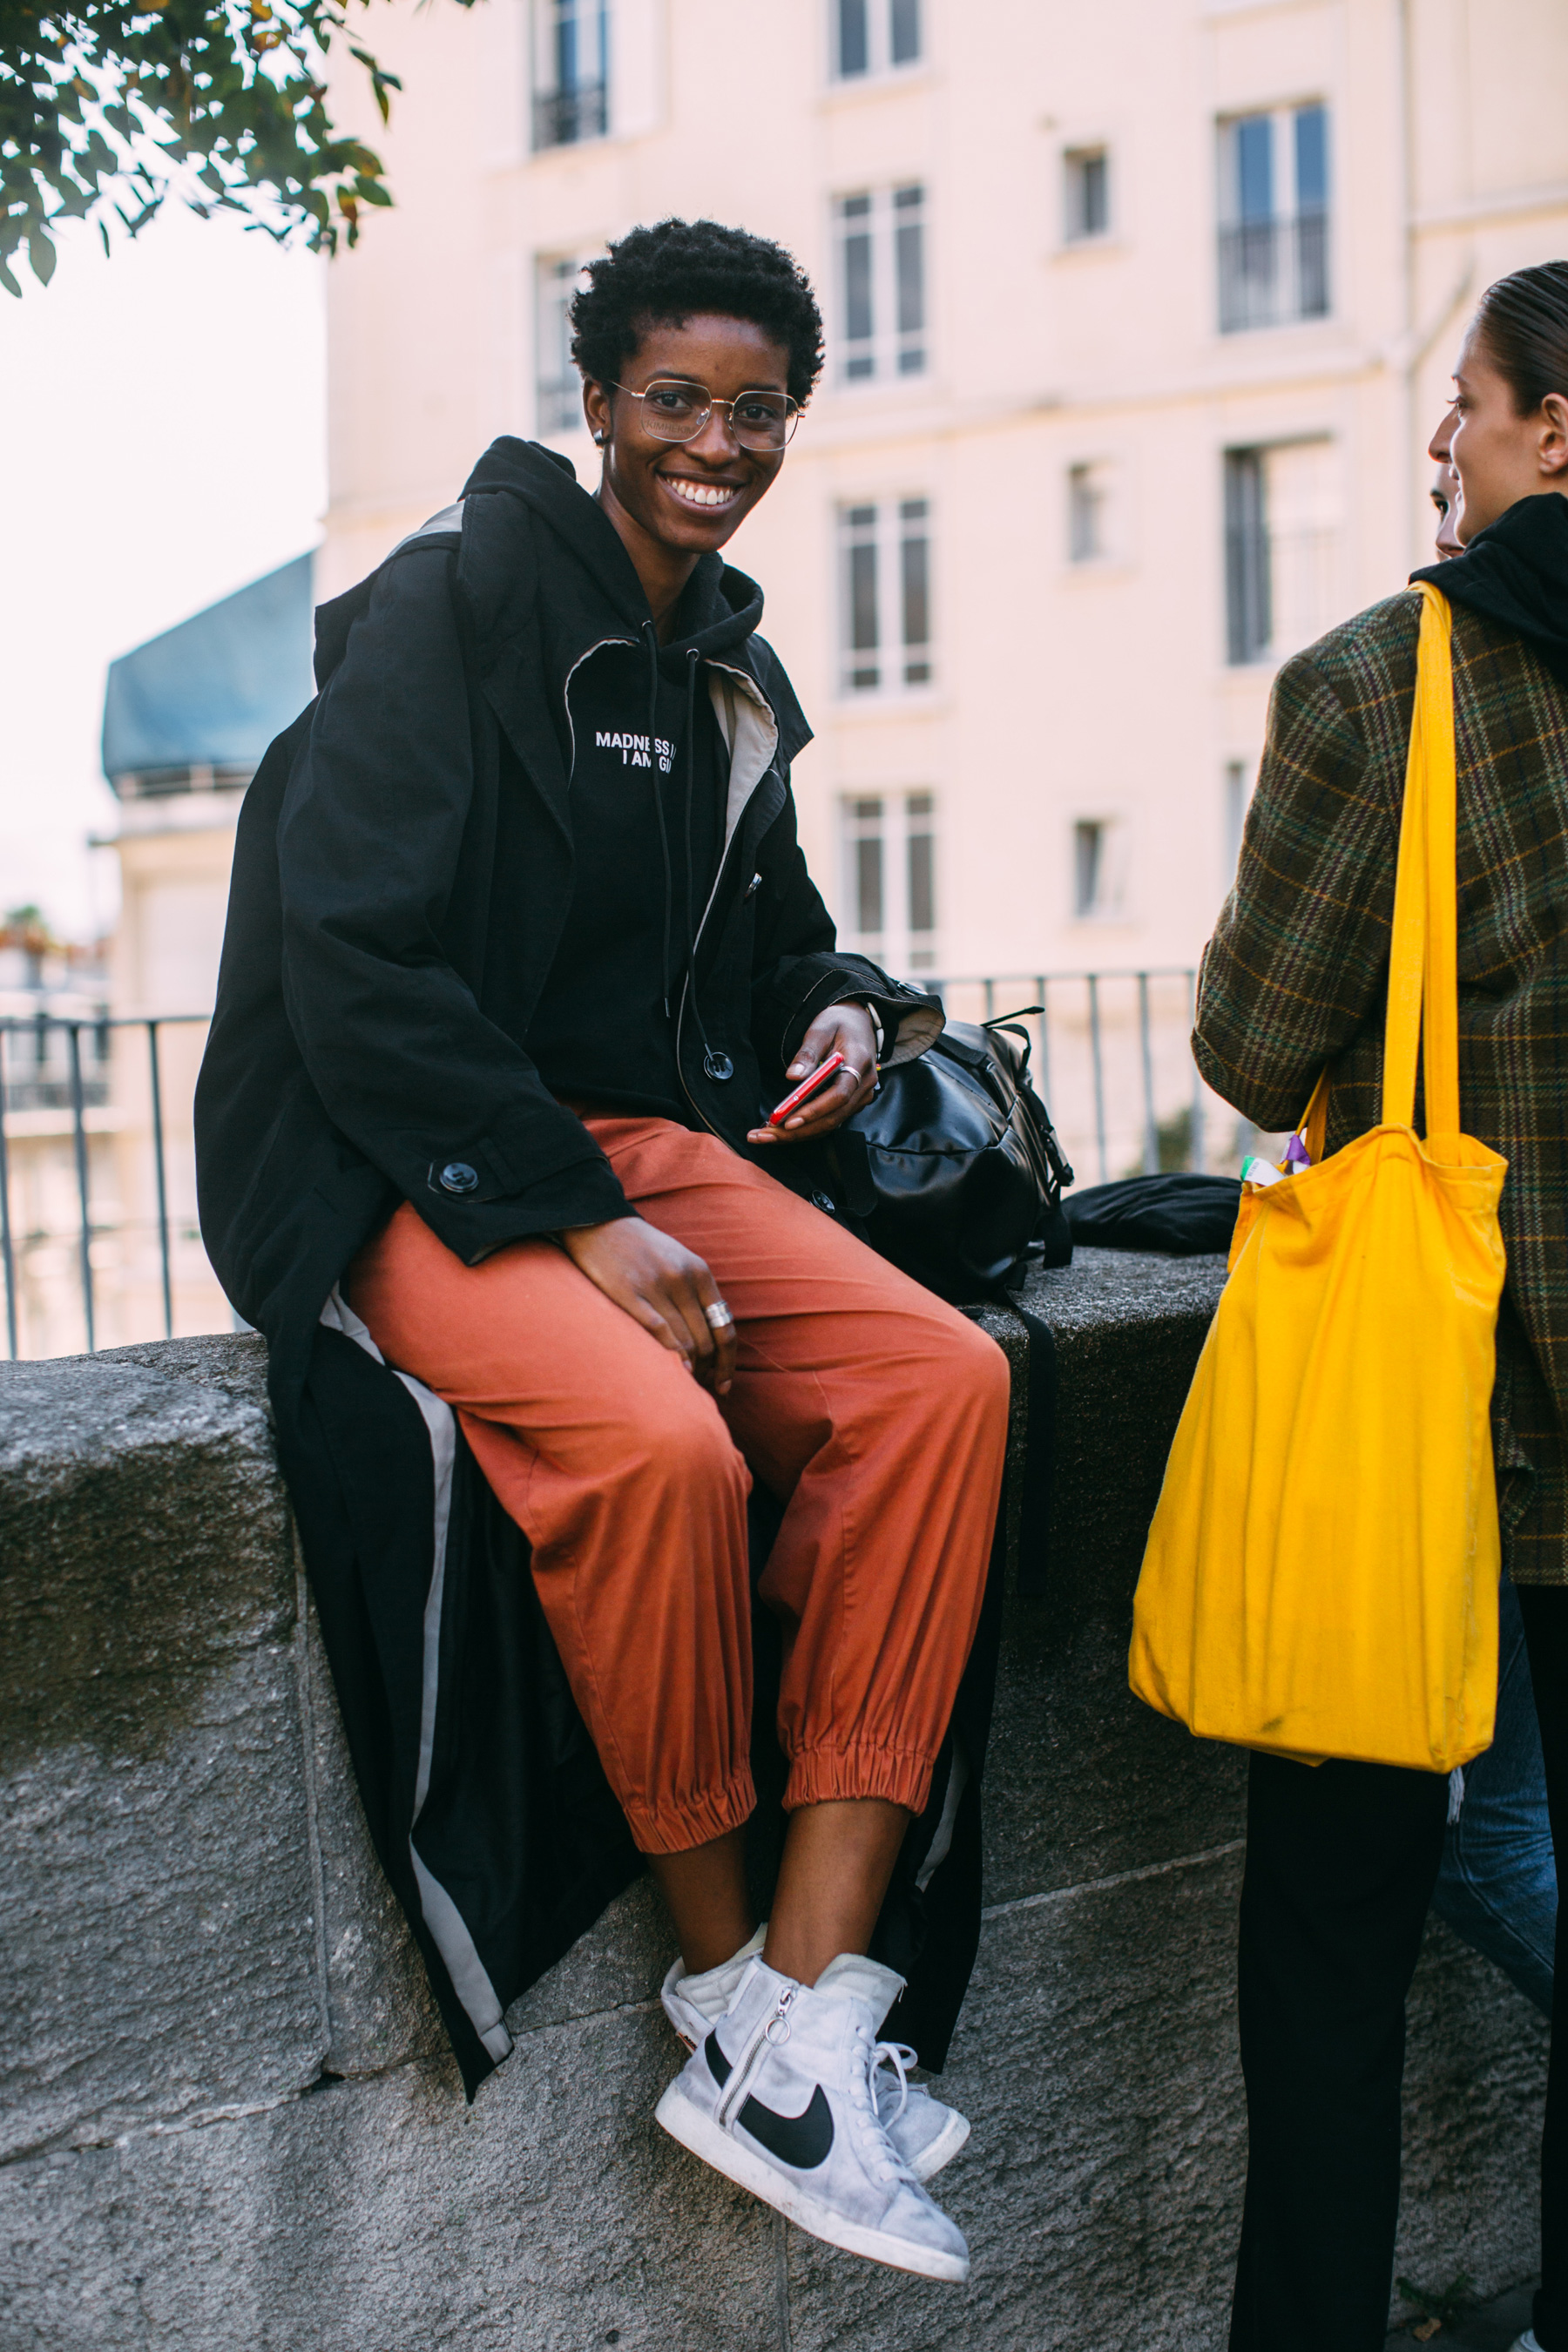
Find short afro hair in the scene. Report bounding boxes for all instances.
[570,218,825,409]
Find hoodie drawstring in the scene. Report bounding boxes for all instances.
[642,620,675,1019]
[681,646,733,1082]
[681,646,699,975]
[643,623,732,1082]
[681,649,729,1082]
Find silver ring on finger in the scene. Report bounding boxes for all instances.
[705,1300,735,1333]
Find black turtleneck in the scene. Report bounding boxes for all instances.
[1411,491,1568,690]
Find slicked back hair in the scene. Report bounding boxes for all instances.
[1474,261,1568,416]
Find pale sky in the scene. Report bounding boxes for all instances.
[0,204,327,941]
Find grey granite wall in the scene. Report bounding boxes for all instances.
[0,1252,1547,2350]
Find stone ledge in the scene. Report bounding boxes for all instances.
[0,1355,323,2165]
[0,1249,1545,2349]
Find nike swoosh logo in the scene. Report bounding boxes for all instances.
[738,2083,835,2170]
[702,2032,835,2171]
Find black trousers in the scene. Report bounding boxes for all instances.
[1228,1585,1567,2352]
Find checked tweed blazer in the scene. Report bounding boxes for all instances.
[1195,588,1568,1585]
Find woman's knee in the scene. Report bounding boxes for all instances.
[628,1381,748,1504]
[935,1309,1011,1426]
[872,1306,1009,1456]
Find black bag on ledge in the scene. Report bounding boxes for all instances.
[834,1008,1075,1304]
[1064,1172,1240,1256]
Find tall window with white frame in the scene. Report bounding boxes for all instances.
[535,256,589,435]
[841,792,937,974]
[835,184,926,382]
[1063,146,1111,242]
[1224,439,1340,666]
[839,498,932,694]
[532,0,609,152]
[1217,102,1329,331]
[833,0,921,78]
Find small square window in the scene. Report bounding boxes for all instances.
[1067,463,1109,563]
[1064,148,1110,242]
[1074,821,1105,917]
[1072,818,1124,920]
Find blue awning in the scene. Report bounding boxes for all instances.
[101,553,314,787]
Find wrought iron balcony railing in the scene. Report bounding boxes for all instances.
[1218,213,1329,333]
[531,79,608,151]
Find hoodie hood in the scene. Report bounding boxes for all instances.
[1412,491,1568,691]
[460,435,770,683]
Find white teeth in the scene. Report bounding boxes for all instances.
[666,477,737,509]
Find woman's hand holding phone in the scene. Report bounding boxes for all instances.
[747,1004,880,1146]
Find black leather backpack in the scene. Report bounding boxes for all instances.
[833,1010,1074,1303]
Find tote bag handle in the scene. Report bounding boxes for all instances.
[1382,583,1460,1149]
[1294,584,1457,1158]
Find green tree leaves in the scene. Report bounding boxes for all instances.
[0,0,465,292]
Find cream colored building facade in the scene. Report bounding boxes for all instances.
[314,0,1568,1176]
[16,0,1559,1359]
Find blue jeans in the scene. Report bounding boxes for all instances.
[1430,1572,1558,2017]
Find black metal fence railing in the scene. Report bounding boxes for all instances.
[0,1014,211,1362]
[923,968,1219,1187]
[1,977,1241,1360]
[1,1010,112,1113]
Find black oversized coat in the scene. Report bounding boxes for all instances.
[194,442,969,2094]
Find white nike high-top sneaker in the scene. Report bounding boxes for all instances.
[654,1952,970,2282]
[660,1935,970,2182]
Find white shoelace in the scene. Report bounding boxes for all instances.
[871,2039,918,2125]
[849,2023,915,2186]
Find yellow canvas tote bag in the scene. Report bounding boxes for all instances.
[1128,584,1507,1772]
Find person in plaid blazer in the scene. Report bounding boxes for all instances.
[1193,264,1568,2352]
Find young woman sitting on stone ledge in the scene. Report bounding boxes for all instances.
[194,217,1007,2284]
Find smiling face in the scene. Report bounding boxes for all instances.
[584,314,792,564]
[1436,322,1568,541]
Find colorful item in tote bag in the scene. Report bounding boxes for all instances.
[1127,583,1507,1773]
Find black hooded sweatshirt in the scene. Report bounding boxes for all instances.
[1412,490,1568,688]
[195,436,939,1403]
[527,568,757,1119]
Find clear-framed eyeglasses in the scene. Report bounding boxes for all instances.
[609,379,801,452]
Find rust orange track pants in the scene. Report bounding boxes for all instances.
[348,1118,1009,1855]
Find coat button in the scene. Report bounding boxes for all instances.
[703,1050,734,1082]
[439,1161,479,1194]
[811,1190,836,1214]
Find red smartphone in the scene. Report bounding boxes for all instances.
[768,1050,847,1126]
